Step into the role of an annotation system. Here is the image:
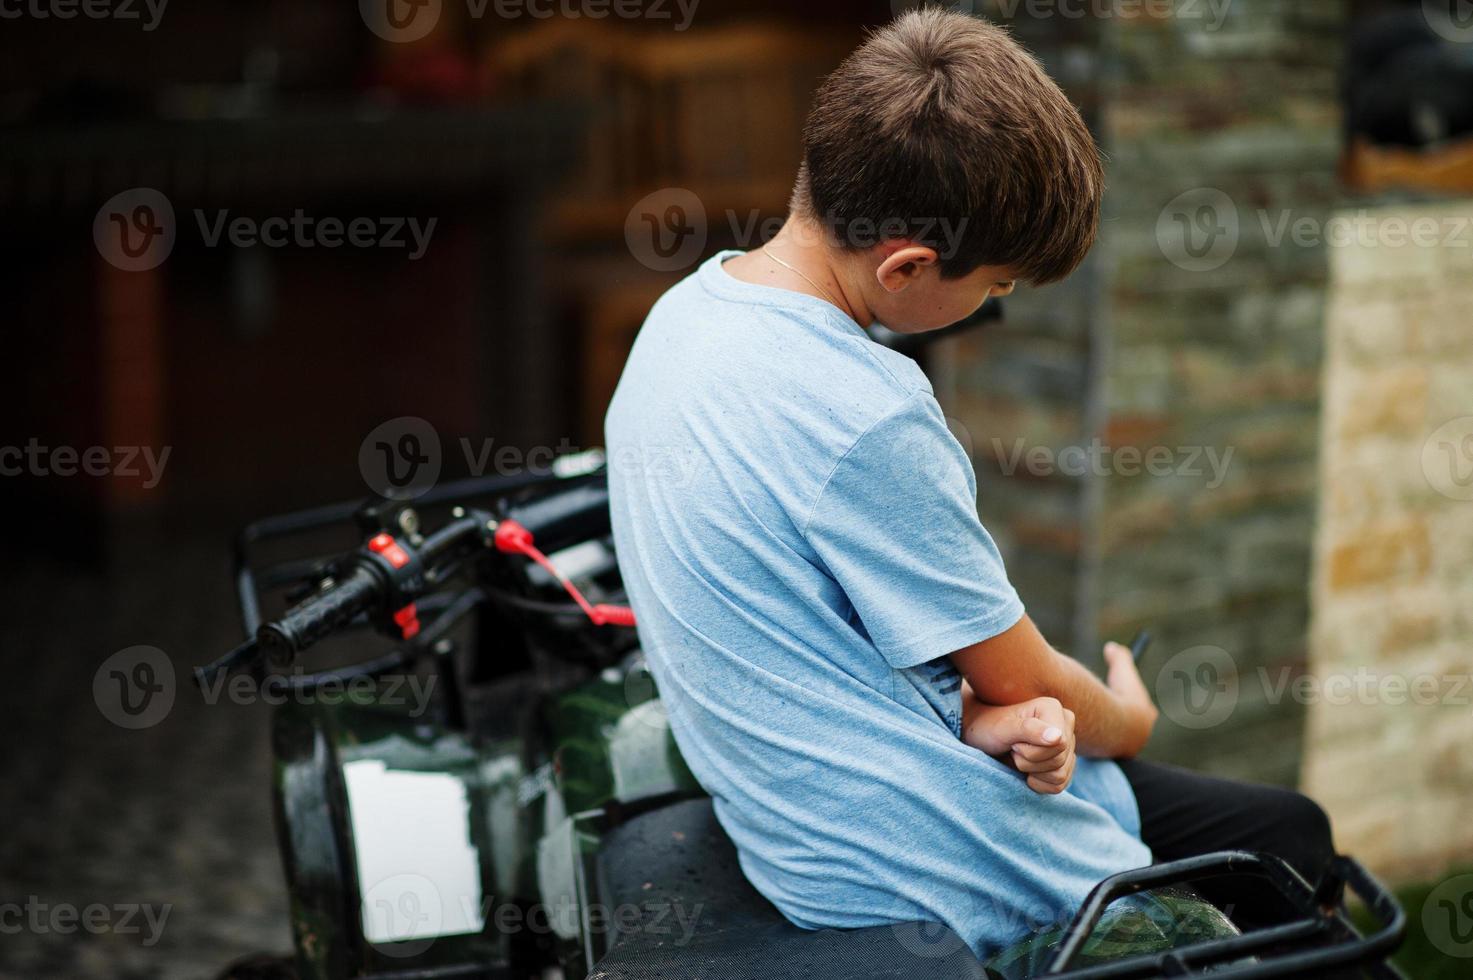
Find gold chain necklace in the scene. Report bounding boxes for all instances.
[762,245,847,313]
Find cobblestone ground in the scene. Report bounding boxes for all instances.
[0,522,293,979]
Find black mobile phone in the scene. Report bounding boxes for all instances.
[1128,630,1152,663]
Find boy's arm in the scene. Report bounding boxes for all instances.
[950,614,1157,759]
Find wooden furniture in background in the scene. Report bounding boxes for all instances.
[482,20,854,237]
[481,20,856,443]
[1341,136,1473,195]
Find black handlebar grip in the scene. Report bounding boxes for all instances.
[258,565,383,665]
[506,479,611,554]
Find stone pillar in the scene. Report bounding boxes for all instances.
[1302,199,1473,880]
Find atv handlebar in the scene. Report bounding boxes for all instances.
[258,565,385,667]
[198,471,631,688]
[255,509,483,666]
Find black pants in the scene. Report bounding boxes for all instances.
[1118,759,1337,931]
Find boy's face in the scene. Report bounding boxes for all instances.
[864,245,1017,333]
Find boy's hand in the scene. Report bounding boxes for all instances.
[962,696,1077,795]
[1102,641,1158,748]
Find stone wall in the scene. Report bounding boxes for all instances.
[1301,199,1473,882]
[940,1,1348,786]
[1092,1,1347,785]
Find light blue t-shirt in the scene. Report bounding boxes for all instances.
[605,251,1151,958]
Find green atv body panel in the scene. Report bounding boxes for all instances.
[532,657,704,977]
[269,655,700,979]
[270,657,1237,979]
[271,685,529,980]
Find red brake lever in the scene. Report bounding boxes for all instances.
[493,520,636,628]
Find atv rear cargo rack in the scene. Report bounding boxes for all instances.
[1047,850,1406,979]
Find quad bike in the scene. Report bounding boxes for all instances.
[196,319,1407,980]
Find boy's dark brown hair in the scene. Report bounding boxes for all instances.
[793,8,1103,284]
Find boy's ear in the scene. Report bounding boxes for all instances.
[875,244,940,293]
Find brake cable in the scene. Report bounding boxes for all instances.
[492,519,637,628]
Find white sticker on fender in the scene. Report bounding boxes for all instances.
[344,760,486,945]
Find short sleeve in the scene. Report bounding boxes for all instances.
[802,393,1025,669]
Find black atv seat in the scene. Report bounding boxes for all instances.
[591,797,988,980]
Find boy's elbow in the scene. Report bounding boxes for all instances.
[950,615,1063,706]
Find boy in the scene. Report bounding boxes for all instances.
[605,8,1332,958]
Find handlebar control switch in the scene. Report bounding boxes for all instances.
[367,533,411,569]
[367,533,424,641]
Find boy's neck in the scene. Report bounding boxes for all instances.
[724,218,873,327]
